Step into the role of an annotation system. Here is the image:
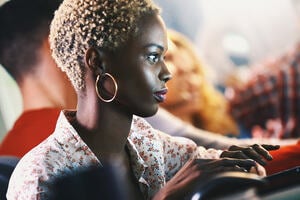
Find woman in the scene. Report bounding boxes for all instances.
[161,29,239,136]
[7,0,278,199]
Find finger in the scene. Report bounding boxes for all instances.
[194,159,214,165]
[220,150,249,159]
[198,158,256,170]
[250,164,266,176]
[242,147,266,166]
[221,158,256,168]
[228,151,258,170]
[222,147,267,166]
[204,165,248,174]
[252,144,273,161]
[194,159,220,170]
[164,170,202,199]
[167,160,204,192]
[220,158,258,172]
[175,159,200,178]
[229,144,280,151]
[221,165,248,173]
[228,146,266,166]
[228,145,241,151]
[261,144,280,151]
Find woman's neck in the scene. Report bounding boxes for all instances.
[74,97,133,159]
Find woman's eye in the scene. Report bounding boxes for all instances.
[147,53,160,64]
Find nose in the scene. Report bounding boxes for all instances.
[159,63,172,83]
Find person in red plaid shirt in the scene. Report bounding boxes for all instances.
[227,44,300,174]
[227,43,300,139]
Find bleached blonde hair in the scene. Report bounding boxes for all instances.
[49,0,159,91]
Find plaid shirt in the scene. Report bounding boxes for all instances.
[228,48,300,139]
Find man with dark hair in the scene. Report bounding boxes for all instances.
[0,0,77,157]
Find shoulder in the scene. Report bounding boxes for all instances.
[6,134,65,199]
[130,116,197,148]
[130,116,199,165]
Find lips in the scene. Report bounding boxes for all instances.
[153,88,168,103]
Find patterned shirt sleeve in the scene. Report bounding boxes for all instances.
[156,130,222,182]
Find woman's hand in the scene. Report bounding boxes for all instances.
[152,145,280,200]
[152,158,256,200]
[220,144,280,166]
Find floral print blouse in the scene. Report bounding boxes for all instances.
[7,110,222,200]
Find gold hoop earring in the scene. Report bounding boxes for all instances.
[95,73,118,103]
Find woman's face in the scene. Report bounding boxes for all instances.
[161,40,202,112]
[110,14,171,117]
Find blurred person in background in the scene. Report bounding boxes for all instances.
[227,43,300,139]
[160,29,239,136]
[146,30,297,149]
[226,43,300,175]
[0,0,77,157]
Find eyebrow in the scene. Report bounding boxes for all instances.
[144,43,165,51]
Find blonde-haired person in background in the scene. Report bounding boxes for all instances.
[161,29,239,136]
[146,29,297,149]
[7,0,279,199]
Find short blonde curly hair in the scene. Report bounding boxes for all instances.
[49,0,159,91]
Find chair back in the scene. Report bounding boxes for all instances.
[0,156,20,200]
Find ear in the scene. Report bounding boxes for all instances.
[85,47,107,75]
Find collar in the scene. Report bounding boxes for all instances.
[53,110,101,166]
[54,110,149,186]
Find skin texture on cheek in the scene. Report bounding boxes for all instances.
[116,64,158,117]
[108,15,169,117]
[144,67,158,93]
